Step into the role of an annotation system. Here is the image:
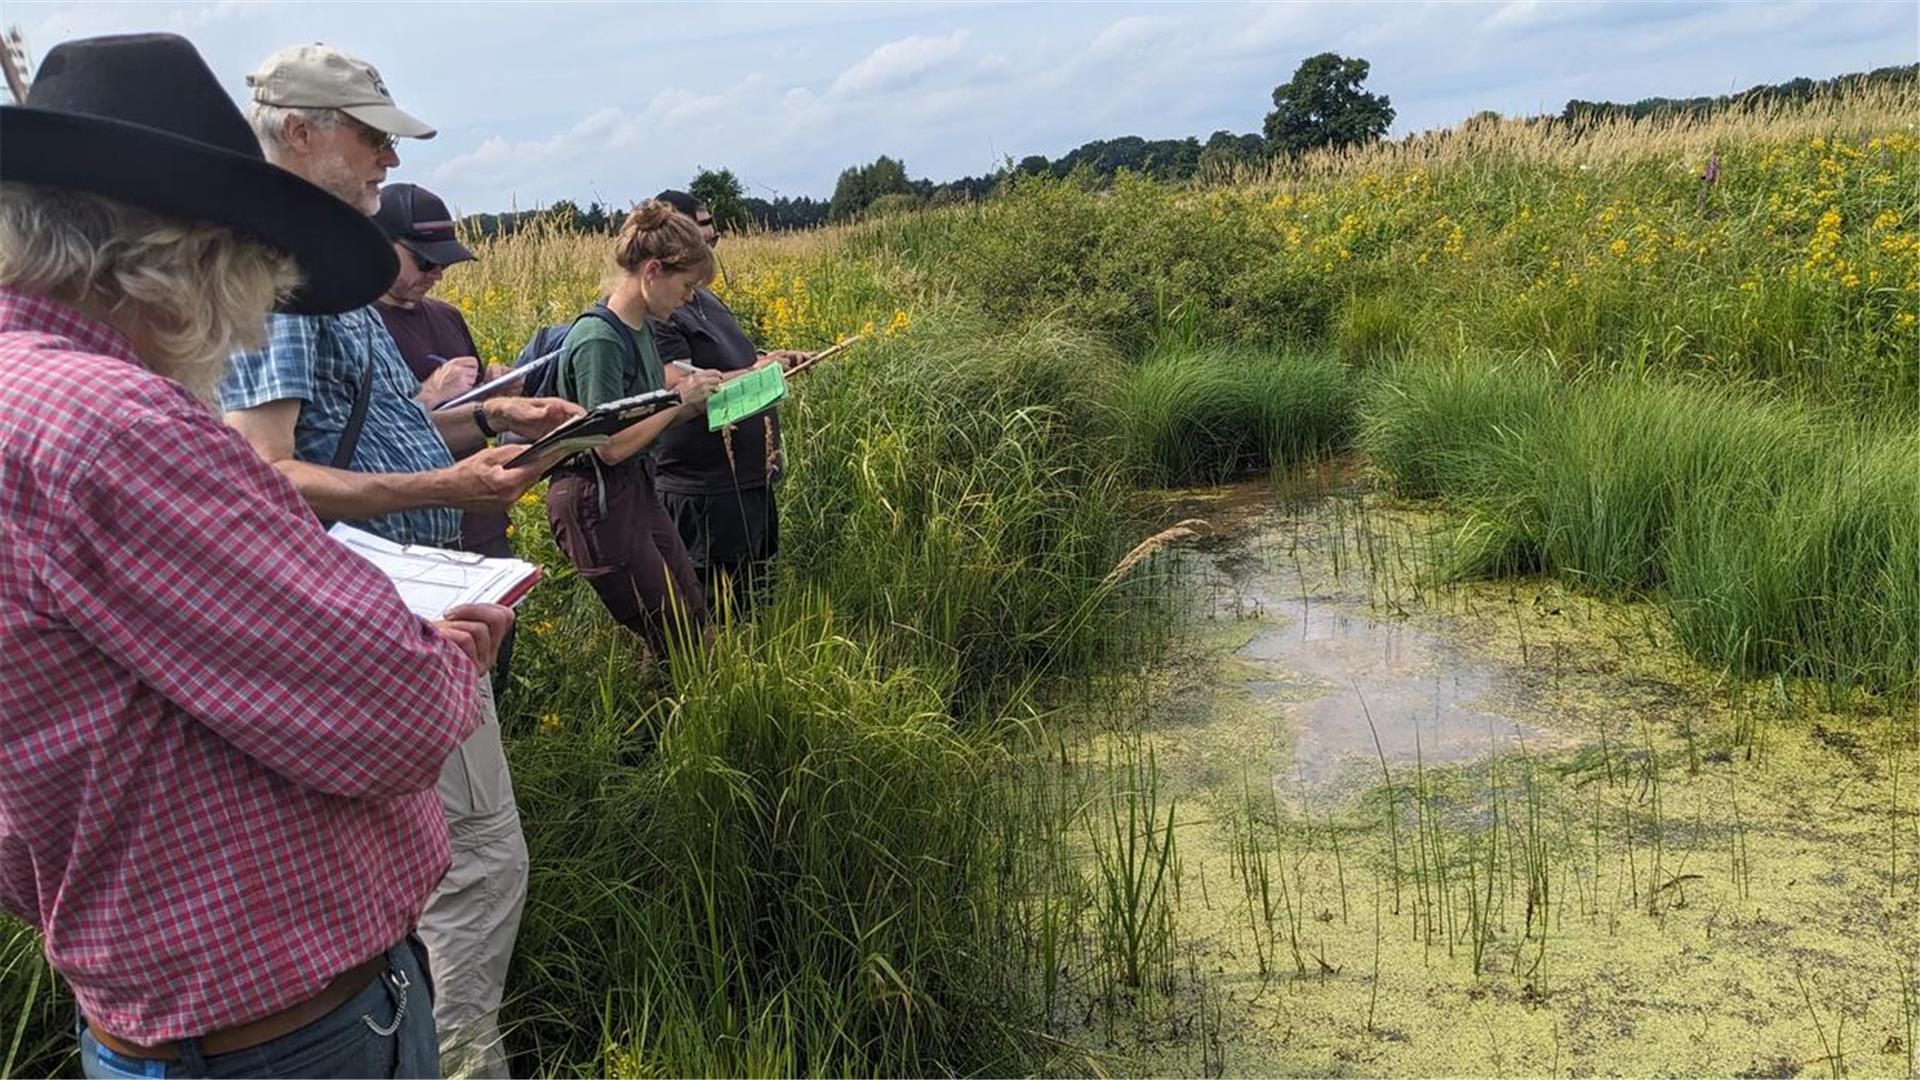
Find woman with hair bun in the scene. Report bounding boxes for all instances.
[544,199,723,658]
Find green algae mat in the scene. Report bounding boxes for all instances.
[1046,484,1918,1078]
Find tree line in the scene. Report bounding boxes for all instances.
[463,55,1914,237]
[1559,62,1914,126]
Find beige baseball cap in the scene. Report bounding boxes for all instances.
[247,43,435,139]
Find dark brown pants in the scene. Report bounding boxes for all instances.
[545,458,708,658]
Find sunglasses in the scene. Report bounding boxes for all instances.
[409,250,442,273]
[341,113,398,155]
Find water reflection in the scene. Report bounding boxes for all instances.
[1187,496,1567,793]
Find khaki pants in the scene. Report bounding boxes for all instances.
[419,680,527,1079]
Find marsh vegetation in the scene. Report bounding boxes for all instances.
[4,81,1915,1078]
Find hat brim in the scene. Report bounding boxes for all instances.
[402,236,477,267]
[340,102,435,140]
[0,105,396,315]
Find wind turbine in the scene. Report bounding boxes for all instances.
[1,26,30,103]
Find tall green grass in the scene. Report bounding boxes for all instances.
[505,606,1021,1076]
[1363,359,1920,693]
[1357,358,1559,503]
[871,104,1920,411]
[490,313,1166,1075]
[0,920,67,1079]
[1115,345,1355,485]
[775,313,1146,703]
[1667,426,1920,694]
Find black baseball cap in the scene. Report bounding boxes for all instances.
[655,189,703,218]
[374,182,475,267]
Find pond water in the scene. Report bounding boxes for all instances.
[1213,536,1564,791]
[1164,483,1580,798]
[1055,481,1918,1078]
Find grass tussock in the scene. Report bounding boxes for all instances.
[1116,345,1356,485]
[1363,359,1919,693]
[1667,425,1920,693]
[775,312,1143,701]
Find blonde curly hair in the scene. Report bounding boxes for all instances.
[0,183,300,403]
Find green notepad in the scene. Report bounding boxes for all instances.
[707,363,788,431]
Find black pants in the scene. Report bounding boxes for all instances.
[660,486,779,620]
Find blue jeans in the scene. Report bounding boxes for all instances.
[79,937,437,1079]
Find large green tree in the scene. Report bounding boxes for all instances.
[1263,52,1394,158]
[688,167,749,231]
[828,155,913,221]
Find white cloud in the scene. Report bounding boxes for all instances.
[426,106,640,203]
[638,88,727,129]
[828,30,971,98]
[167,1,274,29]
[6,0,1912,210]
[1089,15,1178,58]
[1484,1,1554,31]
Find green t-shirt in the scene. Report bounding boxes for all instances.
[554,311,666,411]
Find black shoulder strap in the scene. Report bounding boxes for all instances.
[330,324,376,470]
[577,303,644,388]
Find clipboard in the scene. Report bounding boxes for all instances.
[705,363,786,431]
[328,523,543,618]
[433,351,556,411]
[506,387,681,467]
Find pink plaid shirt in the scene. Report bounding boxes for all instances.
[0,290,481,1043]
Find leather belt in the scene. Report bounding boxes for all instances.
[86,952,387,1062]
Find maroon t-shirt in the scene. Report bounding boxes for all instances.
[378,297,478,382]
[374,297,511,556]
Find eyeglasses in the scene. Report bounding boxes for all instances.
[340,113,398,155]
[409,250,442,273]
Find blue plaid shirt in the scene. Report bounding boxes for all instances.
[222,306,459,546]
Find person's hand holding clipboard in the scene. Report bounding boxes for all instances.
[506,387,683,470]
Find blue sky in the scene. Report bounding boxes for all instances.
[10,1,1915,214]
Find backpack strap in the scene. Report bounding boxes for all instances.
[330,323,376,470]
[575,302,644,389]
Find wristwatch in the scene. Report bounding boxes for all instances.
[472,403,497,439]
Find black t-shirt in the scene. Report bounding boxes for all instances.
[649,288,780,495]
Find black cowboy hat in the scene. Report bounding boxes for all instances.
[0,33,395,315]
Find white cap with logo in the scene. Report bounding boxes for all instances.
[247,43,434,139]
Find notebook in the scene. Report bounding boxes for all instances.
[328,523,543,619]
